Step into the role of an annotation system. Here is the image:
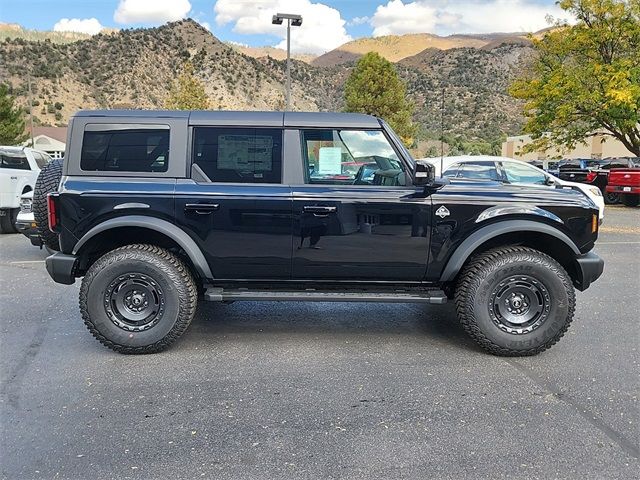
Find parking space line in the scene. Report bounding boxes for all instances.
[596,241,640,245]
[9,260,45,264]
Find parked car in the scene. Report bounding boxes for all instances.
[0,146,51,233]
[44,110,603,357]
[421,156,605,221]
[606,159,640,206]
[558,157,638,204]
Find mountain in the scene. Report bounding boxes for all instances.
[226,43,316,64]
[311,32,531,67]
[0,22,94,44]
[0,19,533,155]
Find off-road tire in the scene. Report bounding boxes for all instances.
[0,208,18,233]
[455,246,575,356]
[621,194,639,207]
[33,158,63,250]
[79,244,198,354]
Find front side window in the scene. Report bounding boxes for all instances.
[301,129,406,186]
[80,125,169,172]
[192,127,282,183]
[456,161,500,181]
[0,151,30,170]
[502,162,547,185]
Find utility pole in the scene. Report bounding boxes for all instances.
[272,13,302,111]
[27,74,35,147]
[440,86,445,177]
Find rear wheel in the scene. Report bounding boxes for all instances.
[33,158,63,250]
[79,244,198,354]
[621,194,639,207]
[604,190,619,205]
[455,246,575,356]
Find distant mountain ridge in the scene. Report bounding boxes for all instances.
[0,19,534,155]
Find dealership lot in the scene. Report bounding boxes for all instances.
[1,206,638,479]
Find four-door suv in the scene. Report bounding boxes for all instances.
[45,110,604,356]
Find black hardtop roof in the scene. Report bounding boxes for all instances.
[73,110,382,129]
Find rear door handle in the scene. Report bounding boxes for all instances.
[303,206,337,214]
[184,203,220,214]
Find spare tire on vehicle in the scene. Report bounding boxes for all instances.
[33,157,63,251]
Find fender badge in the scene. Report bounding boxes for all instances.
[435,206,450,218]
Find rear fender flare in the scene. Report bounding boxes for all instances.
[72,215,213,279]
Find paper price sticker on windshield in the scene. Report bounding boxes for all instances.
[318,147,342,175]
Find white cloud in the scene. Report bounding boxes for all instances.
[53,18,104,35]
[214,0,351,54]
[370,0,569,37]
[348,16,370,26]
[114,0,192,24]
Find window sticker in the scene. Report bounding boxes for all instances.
[218,135,273,171]
[318,147,342,175]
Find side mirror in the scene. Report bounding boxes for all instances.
[545,176,556,186]
[413,161,435,187]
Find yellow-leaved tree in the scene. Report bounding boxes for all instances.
[165,62,209,110]
[510,0,640,156]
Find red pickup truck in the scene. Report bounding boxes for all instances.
[607,166,640,206]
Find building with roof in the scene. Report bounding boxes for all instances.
[26,126,67,159]
[502,132,635,161]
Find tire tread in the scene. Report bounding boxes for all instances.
[455,246,576,356]
[79,244,198,354]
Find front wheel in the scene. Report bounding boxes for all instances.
[79,244,198,354]
[455,246,575,356]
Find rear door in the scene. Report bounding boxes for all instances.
[174,126,293,280]
[291,127,431,281]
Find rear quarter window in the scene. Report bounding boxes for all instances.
[0,152,30,170]
[80,124,170,173]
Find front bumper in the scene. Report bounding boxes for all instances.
[45,252,78,285]
[574,251,604,291]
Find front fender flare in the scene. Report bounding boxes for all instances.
[439,219,580,282]
[72,215,213,280]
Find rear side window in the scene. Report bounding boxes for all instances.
[80,124,169,172]
[457,161,499,181]
[0,152,30,170]
[33,152,49,169]
[192,127,282,183]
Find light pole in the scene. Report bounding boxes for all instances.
[272,13,302,111]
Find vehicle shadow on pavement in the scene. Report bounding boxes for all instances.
[186,301,482,354]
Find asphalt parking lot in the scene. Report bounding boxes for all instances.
[1,206,638,479]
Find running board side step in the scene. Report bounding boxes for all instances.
[204,288,447,304]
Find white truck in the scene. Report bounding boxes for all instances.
[0,146,51,233]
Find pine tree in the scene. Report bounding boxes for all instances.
[344,52,416,144]
[165,62,209,110]
[0,84,28,145]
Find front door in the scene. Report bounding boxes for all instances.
[292,128,431,281]
[174,126,292,280]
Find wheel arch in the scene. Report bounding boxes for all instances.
[439,220,581,285]
[73,216,212,280]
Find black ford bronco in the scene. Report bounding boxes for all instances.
[43,110,604,356]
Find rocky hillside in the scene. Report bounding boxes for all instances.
[0,19,533,153]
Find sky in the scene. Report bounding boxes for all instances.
[0,0,571,54]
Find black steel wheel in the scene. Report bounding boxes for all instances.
[455,246,575,356]
[80,244,197,354]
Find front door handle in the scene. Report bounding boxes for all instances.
[303,206,337,214]
[184,203,220,215]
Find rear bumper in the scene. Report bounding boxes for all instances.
[574,251,604,291]
[45,252,78,285]
[606,185,640,194]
